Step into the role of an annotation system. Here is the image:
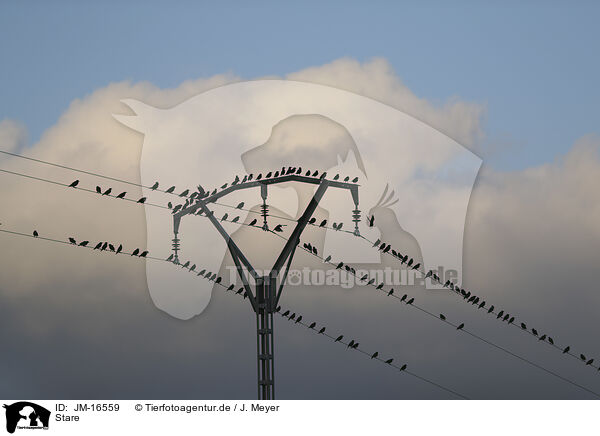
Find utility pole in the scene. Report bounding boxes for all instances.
[172,173,360,399]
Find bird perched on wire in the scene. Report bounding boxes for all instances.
[102,187,112,196]
[231,216,240,223]
[318,327,326,334]
[385,358,393,364]
[335,335,343,343]
[249,218,257,226]
[368,215,375,227]
[137,197,146,203]
[116,244,122,254]
[151,181,159,190]
[457,323,465,330]
[221,213,228,222]
[95,186,102,194]
[274,224,285,232]
[309,217,316,225]
[93,242,102,250]
[139,251,148,257]
[319,219,327,227]
[166,186,175,193]
[33,230,38,237]
[236,202,245,209]
[116,191,126,199]
[371,352,379,359]
[79,241,89,247]
[68,237,76,244]
[131,248,140,256]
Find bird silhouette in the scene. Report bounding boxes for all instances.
[236,202,245,209]
[352,177,359,183]
[324,255,332,263]
[368,215,375,227]
[102,187,112,196]
[586,358,594,365]
[309,322,316,329]
[282,310,290,317]
[172,204,182,214]
[140,251,148,257]
[457,323,465,330]
[580,354,586,361]
[221,213,228,221]
[274,224,285,232]
[178,189,189,197]
[221,183,228,189]
[166,254,173,261]
[563,346,570,354]
[521,323,527,330]
[249,218,257,226]
[335,335,343,343]
[319,220,327,227]
[79,241,89,247]
[151,182,159,190]
[532,328,538,336]
[548,337,554,345]
[373,239,381,247]
[93,242,102,250]
[95,186,102,193]
[318,327,326,334]
[309,217,316,224]
[347,340,355,348]
[137,197,146,203]
[115,244,122,254]
[256,173,263,180]
[116,191,126,199]
[231,216,240,223]
[131,248,140,256]
[68,180,79,188]
[400,294,407,302]
[167,202,173,209]
[333,174,340,180]
[227,284,235,291]
[440,314,446,320]
[166,186,175,193]
[539,334,546,341]
[385,358,393,364]
[33,230,38,237]
[371,352,379,359]
[387,289,394,296]
[400,364,407,371]
[68,237,76,244]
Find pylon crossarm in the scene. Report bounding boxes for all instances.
[174,174,358,219]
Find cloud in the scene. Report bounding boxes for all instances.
[0,119,28,154]
[1,59,598,398]
[287,58,486,150]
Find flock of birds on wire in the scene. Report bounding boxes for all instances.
[174,254,409,371]
[43,167,597,371]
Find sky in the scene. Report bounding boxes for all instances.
[1,1,599,170]
[1,1,600,400]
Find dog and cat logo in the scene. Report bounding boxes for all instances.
[3,402,50,433]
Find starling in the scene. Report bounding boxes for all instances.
[68,180,79,188]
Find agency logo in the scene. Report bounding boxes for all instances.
[3,402,50,434]
[115,80,481,320]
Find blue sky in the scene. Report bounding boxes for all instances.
[1,1,599,170]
